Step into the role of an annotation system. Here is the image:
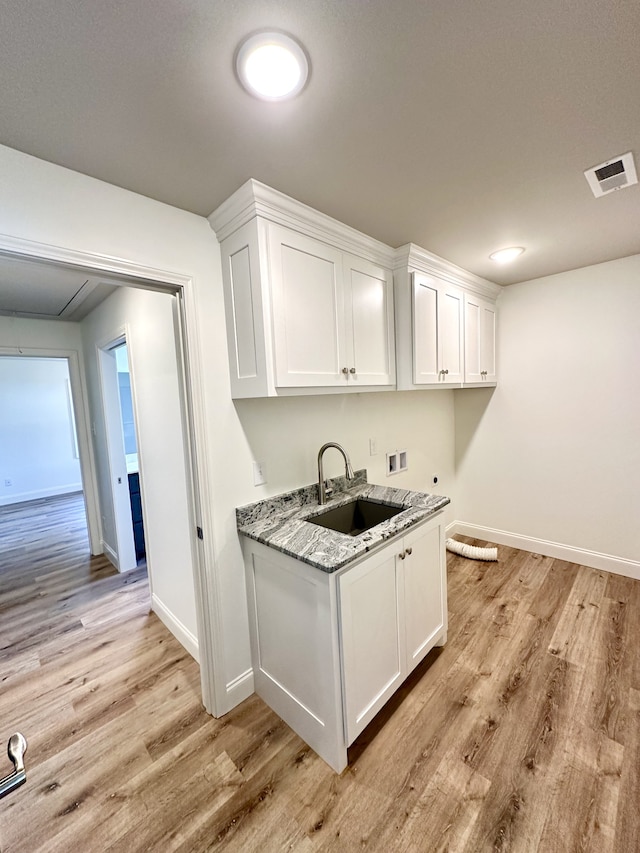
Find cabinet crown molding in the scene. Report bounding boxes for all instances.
[208,179,397,269]
[394,243,501,299]
[209,180,501,298]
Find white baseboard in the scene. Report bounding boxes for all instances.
[151,593,200,663]
[102,540,119,570]
[225,668,254,709]
[448,521,640,581]
[0,484,83,506]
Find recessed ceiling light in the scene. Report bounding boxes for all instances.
[489,247,525,264]
[236,32,309,101]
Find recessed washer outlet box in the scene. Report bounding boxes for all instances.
[584,151,637,197]
[386,450,408,476]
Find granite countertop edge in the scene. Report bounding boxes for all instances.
[236,471,450,573]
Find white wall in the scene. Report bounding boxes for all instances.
[233,391,456,510]
[80,285,198,656]
[0,356,82,505]
[0,143,252,712]
[0,315,83,352]
[455,254,640,573]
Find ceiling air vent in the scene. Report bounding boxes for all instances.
[584,151,637,197]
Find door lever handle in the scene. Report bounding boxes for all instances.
[0,733,27,800]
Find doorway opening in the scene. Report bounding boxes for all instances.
[114,342,146,564]
[0,353,89,546]
[97,337,143,574]
[0,242,221,717]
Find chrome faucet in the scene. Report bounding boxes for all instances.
[317,442,355,505]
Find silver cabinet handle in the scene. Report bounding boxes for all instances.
[444,369,449,375]
[398,551,406,560]
[342,367,349,375]
[0,733,27,800]
[405,547,413,556]
[349,367,356,374]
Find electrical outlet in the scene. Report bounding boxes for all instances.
[4,479,12,487]
[369,437,377,456]
[252,461,266,486]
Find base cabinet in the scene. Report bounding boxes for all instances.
[339,518,446,743]
[242,512,447,772]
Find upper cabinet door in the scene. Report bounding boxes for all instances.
[439,284,464,384]
[412,274,463,385]
[464,293,497,384]
[464,293,482,383]
[481,300,497,383]
[412,274,439,384]
[343,254,395,386]
[269,225,347,387]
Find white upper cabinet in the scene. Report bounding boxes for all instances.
[210,180,395,398]
[464,293,497,384]
[211,183,499,397]
[395,244,500,390]
[412,273,464,386]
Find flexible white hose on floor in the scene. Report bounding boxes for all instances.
[446,538,498,562]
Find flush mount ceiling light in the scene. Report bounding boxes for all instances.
[489,247,525,264]
[236,31,309,101]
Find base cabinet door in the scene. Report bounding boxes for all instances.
[339,542,405,743]
[403,519,446,672]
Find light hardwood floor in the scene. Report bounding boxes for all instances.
[1,493,638,852]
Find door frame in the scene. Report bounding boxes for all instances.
[0,234,222,717]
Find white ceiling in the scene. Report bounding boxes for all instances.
[0,0,638,303]
[0,256,117,321]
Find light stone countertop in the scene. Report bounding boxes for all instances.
[236,470,450,573]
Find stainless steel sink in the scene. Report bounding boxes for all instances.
[306,498,403,536]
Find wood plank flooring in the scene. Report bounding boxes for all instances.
[1,493,639,852]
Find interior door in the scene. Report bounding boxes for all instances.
[98,342,137,572]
